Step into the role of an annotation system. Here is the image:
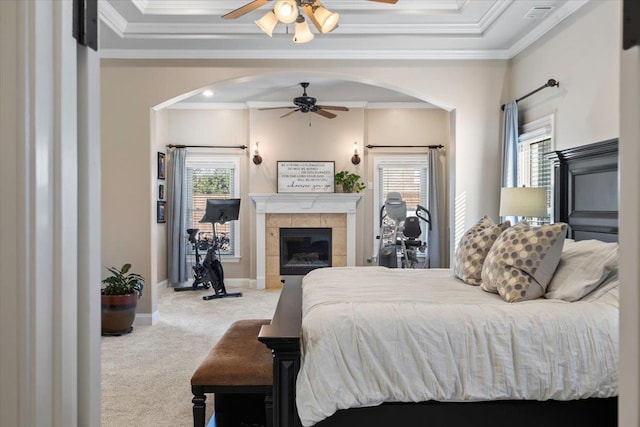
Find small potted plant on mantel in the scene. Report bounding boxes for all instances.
[335,170,366,193]
[101,263,144,336]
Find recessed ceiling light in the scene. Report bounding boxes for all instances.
[202,90,214,97]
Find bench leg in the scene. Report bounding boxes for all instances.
[192,393,206,427]
[265,392,273,427]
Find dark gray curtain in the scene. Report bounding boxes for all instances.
[428,147,441,268]
[501,100,519,224]
[167,148,189,285]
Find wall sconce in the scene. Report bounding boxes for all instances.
[351,141,361,165]
[253,141,263,165]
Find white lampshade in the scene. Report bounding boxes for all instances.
[313,6,339,33]
[255,11,279,37]
[293,17,314,43]
[274,0,298,24]
[499,187,548,217]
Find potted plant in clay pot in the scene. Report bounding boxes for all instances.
[334,170,366,193]
[101,263,144,336]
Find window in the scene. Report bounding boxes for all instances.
[185,154,241,259]
[373,156,429,257]
[517,115,554,225]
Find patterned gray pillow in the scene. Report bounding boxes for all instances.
[454,216,511,285]
[481,222,568,302]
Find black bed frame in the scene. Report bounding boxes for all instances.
[258,139,619,427]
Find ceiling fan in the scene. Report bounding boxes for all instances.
[223,0,398,42]
[259,82,349,119]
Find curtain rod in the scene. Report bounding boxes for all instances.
[166,144,247,149]
[501,78,559,111]
[366,144,443,149]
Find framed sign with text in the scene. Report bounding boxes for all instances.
[277,161,335,193]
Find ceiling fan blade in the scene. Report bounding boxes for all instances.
[317,105,349,111]
[222,0,269,19]
[368,0,398,3]
[314,109,337,119]
[281,109,301,118]
[258,106,297,111]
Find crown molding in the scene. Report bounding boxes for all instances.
[99,48,511,60]
[99,1,128,37]
[247,101,368,109]
[166,103,248,110]
[134,0,467,15]
[121,21,492,37]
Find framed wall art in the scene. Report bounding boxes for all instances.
[157,152,166,180]
[157,201,166,223]
[158,184,165,200]
[277,161,335,193]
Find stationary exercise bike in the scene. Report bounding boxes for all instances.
[198,198,242,301]
[175,228,213,291]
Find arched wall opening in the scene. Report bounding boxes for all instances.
[101,60,509,320]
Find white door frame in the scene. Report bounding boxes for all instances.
[0,1,101,426]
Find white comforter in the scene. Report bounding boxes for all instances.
[296,267,618,427]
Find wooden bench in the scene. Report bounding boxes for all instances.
[191,319,273,427]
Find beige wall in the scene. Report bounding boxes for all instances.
[510,0,620,149]
[165,107,449,278]
[101,59,510,316]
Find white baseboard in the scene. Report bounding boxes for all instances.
[225,278,253,288]
[134,310,159,326]
[156,279,168,289]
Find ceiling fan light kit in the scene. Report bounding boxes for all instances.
[274,0,298,24]
[293,15,314,43]
[255,11,279,37]
[224,0,395,43]
[314,6,339,33]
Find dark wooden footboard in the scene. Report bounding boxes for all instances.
[258,281,303,427]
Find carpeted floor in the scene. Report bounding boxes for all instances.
[101,284,281,427]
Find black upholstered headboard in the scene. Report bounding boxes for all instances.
[549,139,619,242]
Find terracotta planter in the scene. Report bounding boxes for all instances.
[101,293,138,336]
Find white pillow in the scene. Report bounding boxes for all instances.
[545,239,619,302]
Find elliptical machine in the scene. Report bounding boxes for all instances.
[377,192,432,268]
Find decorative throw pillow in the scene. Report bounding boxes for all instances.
[480,222,568,302]
[454,215,511,285]
[545,239,619,301]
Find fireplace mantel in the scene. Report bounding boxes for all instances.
[249,193,362,289]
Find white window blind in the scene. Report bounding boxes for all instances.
[185,156,240,257]
[517,137,552,225]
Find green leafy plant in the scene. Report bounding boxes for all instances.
[335,170,366,193]
[101,263,144,298]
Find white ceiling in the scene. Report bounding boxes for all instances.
[100,0,587,108]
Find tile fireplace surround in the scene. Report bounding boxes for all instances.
[249,193,362,289]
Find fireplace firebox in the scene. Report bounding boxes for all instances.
[280,228,332,276]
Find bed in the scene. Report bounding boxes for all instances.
[259,139,619,427]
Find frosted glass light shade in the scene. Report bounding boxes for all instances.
[255,11,278,37]
[499,187,548,217]
[314,6,339,33]
[293,18,314,43]
[274,0,298,24]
